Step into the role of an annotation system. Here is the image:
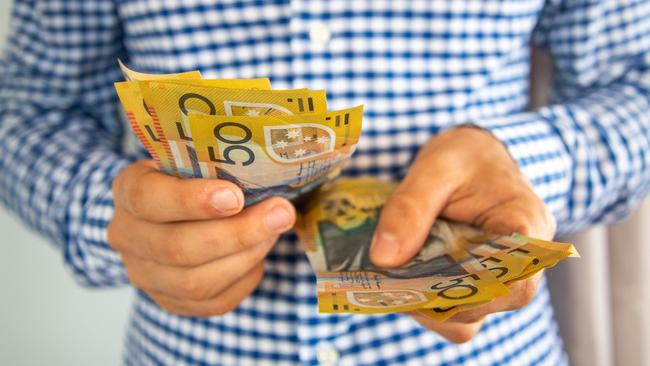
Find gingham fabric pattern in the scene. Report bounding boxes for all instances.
[1,0,649,365]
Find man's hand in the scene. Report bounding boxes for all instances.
[108,161,295,317]
[369,127,556,343]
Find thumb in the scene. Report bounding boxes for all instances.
[369,173,454,268]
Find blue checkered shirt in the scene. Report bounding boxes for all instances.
[2,0,649,365]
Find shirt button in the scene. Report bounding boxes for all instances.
[316,342,340,366]
[309,23,332,45]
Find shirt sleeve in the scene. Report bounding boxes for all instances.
[0,0,134,287]
[474,0,650,235]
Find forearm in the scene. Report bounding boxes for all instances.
[0,102,133,286]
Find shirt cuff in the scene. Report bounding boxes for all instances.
[63,153,133,287]
[470,112,573,223]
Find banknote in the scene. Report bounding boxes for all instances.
[295,177,578,320]
[118,59,203,81]
[296,178,510,314]
[138,81,327,178]
[116,61,273,175]
[415,240,535,321]
[151,78,272,90]
[189,106,363,205]
[415,234,578,321]
[115,61,204,174]
[316,250,510,314]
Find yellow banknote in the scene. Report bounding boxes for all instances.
[115,61,203,173]
[415,241,534,321]
[316,251,509,314]
[118,59,202,81]
[189,106,362,205]
[139,81,327,178]
[155,78,272,90]
[116,61,273,174]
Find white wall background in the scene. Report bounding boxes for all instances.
[0,2,132,365]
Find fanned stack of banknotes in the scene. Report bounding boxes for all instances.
[115,60,361,205]
[295,179,579,321]
[115,62,578,322]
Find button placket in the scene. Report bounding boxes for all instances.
[316,341,340,366]
[309,22,332,45]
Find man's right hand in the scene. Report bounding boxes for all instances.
[107,161,295,317]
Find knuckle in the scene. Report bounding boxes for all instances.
[387,193,424,222]
[233,228,252,252]
[192,184,215,214]
[543,207,557,239]
[124,267,148,291]
[522,279,539,305]
[511,218,533,236]
[507,212,538,236]
[106,221,125,252]
[237,217,276,252]
[247,240,274,263]
[250,262,266,284]
[161,229,194,266]
[150,296,184,315]
[181,273,212,302]
[128,273,146,291]
[211,265,264,316]
[211,301,236,316]
[113,164,140,206]
[453,312,486,324]
[212,290,250,316]
[446,327,479,344]
[512,279,538,309]
[164,242,192,267]
[111,175,123,202]
[202,233,235,257]
[157,302,181,315]
[124,184,147,217]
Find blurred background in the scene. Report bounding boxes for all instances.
[0,3,132,366]
[1,1,649,365]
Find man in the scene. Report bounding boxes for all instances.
[1,1,648,364]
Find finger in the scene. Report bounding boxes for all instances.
[113,160,245,222]
[147,263,265,317]
[448,271,543,323]
[369,154,457,268]
[111,197,295,267]
[479,196,556,240]
[410,312,485,344]
[123,238,275,301]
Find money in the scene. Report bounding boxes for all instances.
[138,81,327,178]
[116,61,274,175]
[295,178,578,321]
[115,62,578,322]
[115,62,204,174]
[114,61,361,205]
[189,106,363,205]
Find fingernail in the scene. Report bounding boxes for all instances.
[210,189,240,213]
[371,232,400,262]
[265,205,293,232]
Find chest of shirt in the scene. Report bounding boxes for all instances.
[117,1,544,85]
[118,0,545,167]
